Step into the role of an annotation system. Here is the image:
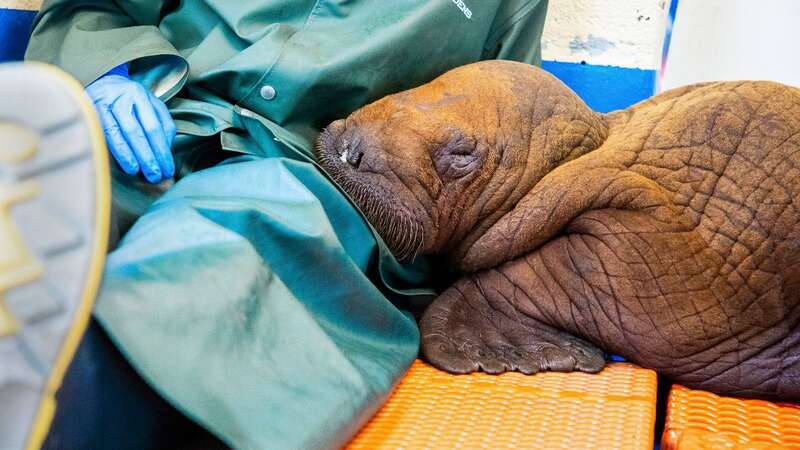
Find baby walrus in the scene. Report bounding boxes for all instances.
[316,60,800,401]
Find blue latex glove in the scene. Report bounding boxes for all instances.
[86,64,176,183]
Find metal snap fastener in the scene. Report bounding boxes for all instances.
[260,85,276,101]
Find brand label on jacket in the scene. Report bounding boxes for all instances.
[452,0,472,19]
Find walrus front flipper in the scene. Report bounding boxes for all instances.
[419,274,605,375]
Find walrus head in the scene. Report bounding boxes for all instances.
[316,60,608,268]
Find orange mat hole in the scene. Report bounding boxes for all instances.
[347,360,658,450]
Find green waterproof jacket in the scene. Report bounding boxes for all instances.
[26,1,547,449]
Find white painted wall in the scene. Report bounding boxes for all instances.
[541,0,670,70]
[0,0,40,10]
[662,0,800,89]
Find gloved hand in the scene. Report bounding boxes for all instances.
[86,64,176,183]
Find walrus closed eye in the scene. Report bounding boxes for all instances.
[316,60,800,401]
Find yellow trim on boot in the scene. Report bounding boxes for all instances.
[22,63,111,450]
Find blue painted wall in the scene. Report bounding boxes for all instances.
[542,61,656,113]
[0,8,35,62]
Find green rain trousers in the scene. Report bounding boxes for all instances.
[25,1,547,448]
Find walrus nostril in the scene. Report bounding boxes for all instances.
[347,148,364,168]
[335,133,365,168]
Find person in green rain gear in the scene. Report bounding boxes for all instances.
[4,1,548,449]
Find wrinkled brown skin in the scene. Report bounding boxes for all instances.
[316,60,800,401]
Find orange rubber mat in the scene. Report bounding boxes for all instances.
[346,360,657,450]
[662,385,800,450]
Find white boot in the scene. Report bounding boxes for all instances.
[0,63,110,450]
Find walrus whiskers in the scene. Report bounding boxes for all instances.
[331,171,424,262]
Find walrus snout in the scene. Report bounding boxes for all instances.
[316,113,436,262]
[317,119,368,170]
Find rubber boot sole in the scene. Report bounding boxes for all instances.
[0,63,110,450]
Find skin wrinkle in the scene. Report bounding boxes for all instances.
[470,141,510,225]
[472,276,521,353]
[481,264,600,372]
[682,98,770,329]
[563,239,607,341]
[577,231,679,356]
[486,271,527,327]
[580,257,624,351]
[439,131,499,248]
[700,340,785,389]
[466,117,594,259]
[565,234,618,349]
[316,61,800,400]
[636,96,780,358]
[461,299,494,354]
[471,124,527,239]
[523,255,564,330]
[777,310,800,394]
[527,254,564,323]
[494,267,540,328]
[391,166,432,218]
[540,244,601,345]
[446,145,490,246]
[593,228,676,338]
[540,256,586,334]
[648,97,764,352]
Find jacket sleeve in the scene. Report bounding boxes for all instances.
[24,0,188,99]
[482,0,549,66]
